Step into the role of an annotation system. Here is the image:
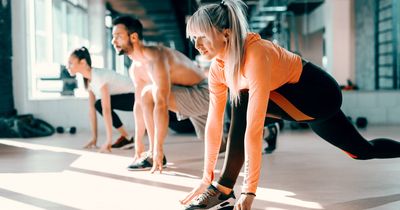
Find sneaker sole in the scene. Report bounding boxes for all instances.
[120,142,135,150]
[209,197,235,210]
[219,207,233,210]
[127,165,167,171]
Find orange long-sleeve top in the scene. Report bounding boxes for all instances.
[203,33,303,193]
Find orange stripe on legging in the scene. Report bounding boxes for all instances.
[269,91,314,121]
[344,151,358,159]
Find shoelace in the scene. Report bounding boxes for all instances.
[140,152,153,163]
[130,152,152,165]
[195,188,218,205]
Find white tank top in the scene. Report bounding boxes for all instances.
[89,68,134,98]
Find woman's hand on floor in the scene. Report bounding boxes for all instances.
[83,138,98,149]
[234,193,255,210]
[179,181,209,205]
[98,143,112,153]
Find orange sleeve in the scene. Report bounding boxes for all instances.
[202,62,228,185]
[241,44,272,193]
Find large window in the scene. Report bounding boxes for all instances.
[34,0,51,64]
[28,0,89,99]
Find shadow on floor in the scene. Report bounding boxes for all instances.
[0,188,79,210]
[0,144,79,173]
[325,193,400,210]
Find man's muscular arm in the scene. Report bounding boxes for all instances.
[131,65,147,160]
[145,48,171,173]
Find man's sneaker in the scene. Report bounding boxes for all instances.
[111,136,134,149]
[219,136,228,154]
[184,185,235,210]
[127,153,167,171]
[263,122,279,154]
[120,137,135,149]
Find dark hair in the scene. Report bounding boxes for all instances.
[71,46,91,89]
[71,46,91,66]
[112,15,143,40]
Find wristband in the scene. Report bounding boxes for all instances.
[241,192,256,197]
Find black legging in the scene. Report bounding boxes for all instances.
[94,93,135,129]
[218,61,400,189]
[223,98,282,134]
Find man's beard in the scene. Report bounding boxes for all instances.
[118,40,133,56]
[118,50,126,56]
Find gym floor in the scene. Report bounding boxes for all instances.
[0,126,399,210]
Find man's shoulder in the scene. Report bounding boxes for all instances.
[143,45,165,59]
[144,45,183,60]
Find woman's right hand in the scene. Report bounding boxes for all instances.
[98,143,112,153]
[179,181,209,205]
[83,138,97,149]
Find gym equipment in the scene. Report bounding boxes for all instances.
[263,122,279,154]
[0,117,20,137]
[60,67,78,96]
[56,126,65,134]
[0,114,54,138]
[38,66,77,96]
[69,126,77,134]
[56,126,77,134]
[356,117,368,128]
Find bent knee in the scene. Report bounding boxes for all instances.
[141,86,154,105]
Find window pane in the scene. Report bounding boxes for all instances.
[34,0,49,63]
[53,0,67,64]
[31,0,90,98]
[35,36,48,63]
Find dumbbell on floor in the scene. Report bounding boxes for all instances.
[56,126,77,134]
[356,117,368,129]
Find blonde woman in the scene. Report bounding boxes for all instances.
[67,47,135,153]
[181,0,400,209]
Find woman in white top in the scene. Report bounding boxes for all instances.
[67,47,135,153]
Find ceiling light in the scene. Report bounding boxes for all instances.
[252,15,276,22]
[259,6,287,12]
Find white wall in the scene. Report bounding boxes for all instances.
[88,0,107,68]
[302,3,324,35]
[12,0,30,115]
[294,15,324,67]
[342,91,400,124]
[298,0,355,85]
[323,0,355,85]
[11,0,135,133]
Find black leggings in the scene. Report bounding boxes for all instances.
[218,62,400,189]
[223,98,282,134]
[94,93,135,129]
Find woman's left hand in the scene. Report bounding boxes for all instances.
[234,194,255,210]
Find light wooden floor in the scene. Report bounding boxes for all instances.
[0,125,399,210]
